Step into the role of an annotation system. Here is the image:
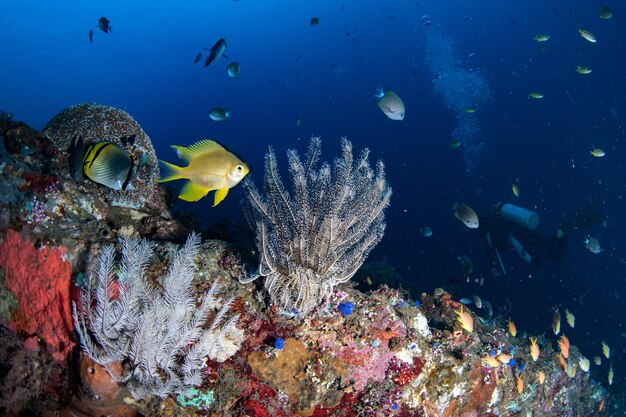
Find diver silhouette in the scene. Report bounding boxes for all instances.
[481,202,606,275]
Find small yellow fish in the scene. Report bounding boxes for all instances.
[537,370,546,384]
[598,6,613,20]
[516,374,524,394]
[552,307,561,335]
[365,275,374,286]
[576,66,592,74]
[529,91,544,99]
[454,304,474,333]
[579,356,590,372]
[511,183,520,197]
[558,335,570,359]
[564,309,575,328]
[594,356,602,366]
[498,353,511,364]
[578,29,597,43]
[608,365,614,385]
[565,361,577,378]
[453,202,479,228]
[533,34,550,42]
[159,139,249,206]
[601,341,610,359]
[590,148,605,157]
[449,139,462,149]
[507,318,517,337]
[482,355,500,368]
[464,106,476,113]
[530,337,540,361]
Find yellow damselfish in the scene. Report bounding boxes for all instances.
[159,139,249,206]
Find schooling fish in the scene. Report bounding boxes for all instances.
[226,62,240,78]
[158,139,249,206]
[83,141,133,190]
[193,53,202,64]
[209,107,231,121]
[98,17,112,33]
[204,38,228,67]
[453,202,479,228]
[89,30,93,44]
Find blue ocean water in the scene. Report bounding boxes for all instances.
[1,0,625,393]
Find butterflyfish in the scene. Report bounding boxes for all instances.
[83,141,133,191]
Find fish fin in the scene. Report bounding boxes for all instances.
[185,140,226,157]
[179,181,210,202]
[158,160,184,182]
[213,187,229,207]
[171,145,195,162]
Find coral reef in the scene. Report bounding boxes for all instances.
[0,229,74,362]
[242,137,391,316]
[0,114,615,416]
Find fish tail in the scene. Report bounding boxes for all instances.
[158,160,185,182]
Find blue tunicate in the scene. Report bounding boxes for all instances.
[338,301,355,316]
[413,300,421,307]
[391,403,399,410]
[274,338,285,350]
[397,300,406,308]
[508,358,517,366]
[517,363,526,373]
[489,350,496,357]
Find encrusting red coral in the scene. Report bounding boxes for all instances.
[0,229,75,362]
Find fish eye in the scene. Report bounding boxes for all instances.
[236,165,243,171]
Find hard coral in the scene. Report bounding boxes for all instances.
[44,103,167,213]
[0,229,74,362]
[248,338,318,415]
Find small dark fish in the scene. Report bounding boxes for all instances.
[121,134,136,146]
[204,38,227,67]
[68,135,85,182]
[310,17,320,26]
[193,53,202,64]
[295,54,303,62]
[98,17,112,33]
[226,62,240,78]
[89,30,93,44]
